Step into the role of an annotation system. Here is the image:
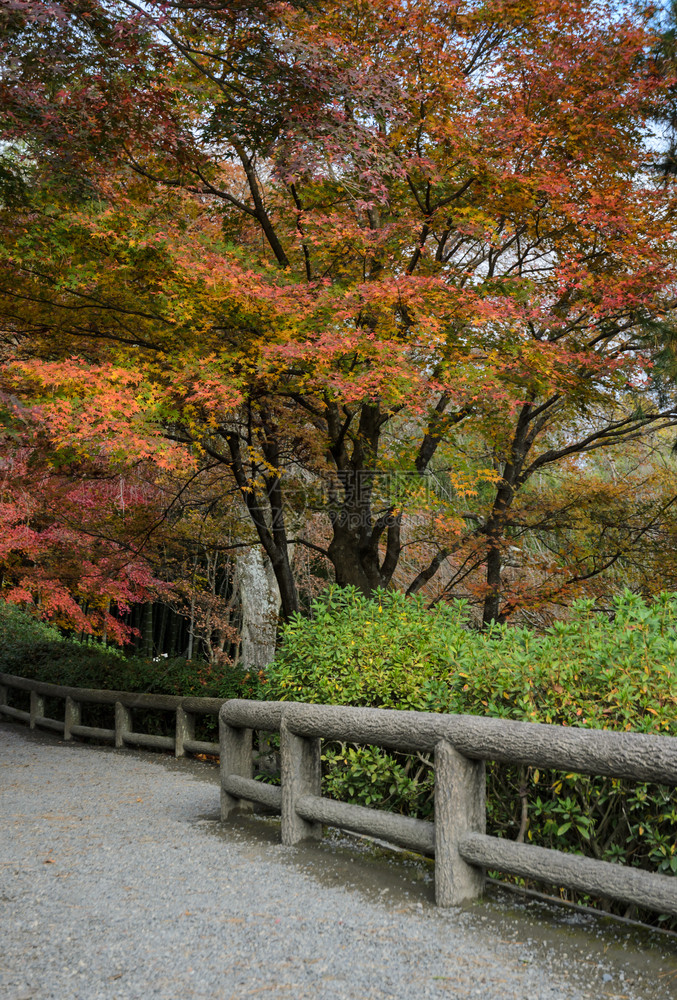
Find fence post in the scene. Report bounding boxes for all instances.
[64,697,81,741]
[175,706,195,758]
[280,718,322,845]
[219,718,253,819]
[115,701,132,749]
[29,690,44,730]
[434,739,486,906]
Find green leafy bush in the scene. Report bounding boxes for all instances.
[266,587,677,922]
[0,606,265,745]
[268,586,677,733]
[0,603,69,645]
[268,586,471,711]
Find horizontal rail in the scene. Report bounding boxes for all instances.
[0,672,186,709]
[279,701,447,752]
[121,732,175,751]
[296,794,435,856]
[448,715,677,786]
[278,702,677,786]
[221,700,287,732]
[181,697,226,715]
[0,704,29,722]
[222,774,282,811]
[33,716,64,733]
[70,724,115,742]
[183,738,220,756]
[459,833,677,918]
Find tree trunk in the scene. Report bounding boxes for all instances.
[187,592,195,660]
[327,515,401,594]
[481,404,534,626]
[157,603,169,656]
[169,610,181,657]
[327,523,382,594]
[142,602,154,658]
[235,547,281,669]
[226,428,300,619]
[267,545,298,621]
[482,540,503,627]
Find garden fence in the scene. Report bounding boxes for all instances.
[2,670,676,916]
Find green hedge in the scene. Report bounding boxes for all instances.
[267,587,677,733]
[265,587,677,924]
[0,604,262,747]
[0,603,262,700]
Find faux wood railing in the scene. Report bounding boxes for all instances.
[0,671,224,757]
[3,672,676,916]
[220,699,677,915]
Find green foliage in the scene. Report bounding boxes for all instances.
[266,586,677,922]
[0,607,264,744]
[268,586,471,710]
[0,603,67,645]
[321,743,435,817]
[453,591,677,734]
[268,586,677,733]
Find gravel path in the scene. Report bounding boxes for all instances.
[1,723,675,1000]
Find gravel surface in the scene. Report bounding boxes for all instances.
[1,723,675,1000]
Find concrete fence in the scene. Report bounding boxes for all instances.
[2,671,676,917]
[220,699,677,915]
[0,671,224,757]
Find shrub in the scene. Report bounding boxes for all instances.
[267,586,471,711]
[268,586,677,733]
[0,603,67,645]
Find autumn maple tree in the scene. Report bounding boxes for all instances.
[0,422,162,639]
[2,0,677,629]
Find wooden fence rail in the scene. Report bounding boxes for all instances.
[0,671,225,757]
[220,699,677,916]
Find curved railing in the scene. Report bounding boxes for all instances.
[0,671,224,757]
[3,670,676,916]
